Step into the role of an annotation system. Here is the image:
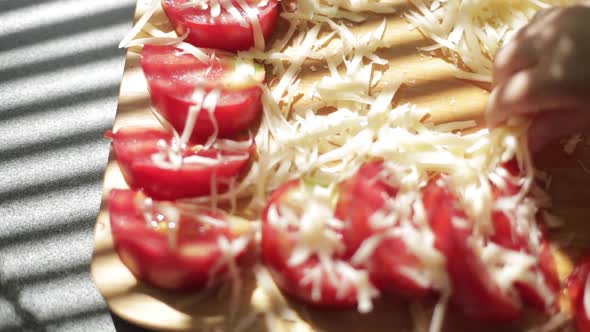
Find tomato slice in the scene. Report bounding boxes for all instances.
[423,177,522,322]
[335,161,432,298]
[162,0,280,52]
[568,255,590,332]
[335,161,397,255]
[489,161,560,313]
[141,45,264,144]
[109,189,252,291]
[107,127,254,200]
[489,159,523,250]
[261,180,377,310]
[513,240,561,313]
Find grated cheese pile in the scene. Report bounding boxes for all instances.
[117,0,573,331]
[406,0,575,82]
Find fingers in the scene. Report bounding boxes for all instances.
[492,8,559,88]
[487,5,590,153]
[486,67,584,128]
[492,38,538,88]
[529,7,559,28]
[522,7,561,39]
[528,109,590,152]
[486,68,538,127]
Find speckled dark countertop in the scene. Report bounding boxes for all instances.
[0,1,144,331]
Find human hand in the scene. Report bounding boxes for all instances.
[486,3,590,152]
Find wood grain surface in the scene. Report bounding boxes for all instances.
[91,0,590,331]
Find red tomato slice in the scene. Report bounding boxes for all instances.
[141,45,264,144]
[335,161,432,298]
[568,255,590,332]
[371,235,432,298]
[514,240,561,314]
[107,127,254,200]
[423,177,522,323]
[261,180,372,310]
[109,189,252,291]
[489,161,560,313]
[335,161,395,255]
[162,0,280,52]
[489,159,524,250]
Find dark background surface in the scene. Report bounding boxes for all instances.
[0,0,153,331]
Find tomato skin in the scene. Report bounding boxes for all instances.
[261,180,359,309]
[423,178,522,323]
[162,0,280,52]
[108,127,254,200]
[141,45,263,144]
[568,255,590,332]
[335,161,432,298]
[109,189,248,291]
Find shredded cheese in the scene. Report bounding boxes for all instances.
[202,89,222,149]
[125,30,190,48]
[563,133,582,156]
[235,0,266,50]
[429,295,448,332]
[119,0,161,48]
[406,0,575,81]
[181,90,207,145]
[210,234,251,318]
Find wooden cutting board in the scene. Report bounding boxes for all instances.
[91,0,590,331]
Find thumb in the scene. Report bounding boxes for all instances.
[528,109,590,153]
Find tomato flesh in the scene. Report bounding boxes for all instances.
[141,45,264,144]
[335,161,432,298]
[423,177,522,322]
[568,255,590,332]
[107,127,254,200]
[162,0,280,52]
[109,189,251,291]
[261,180,366,309]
